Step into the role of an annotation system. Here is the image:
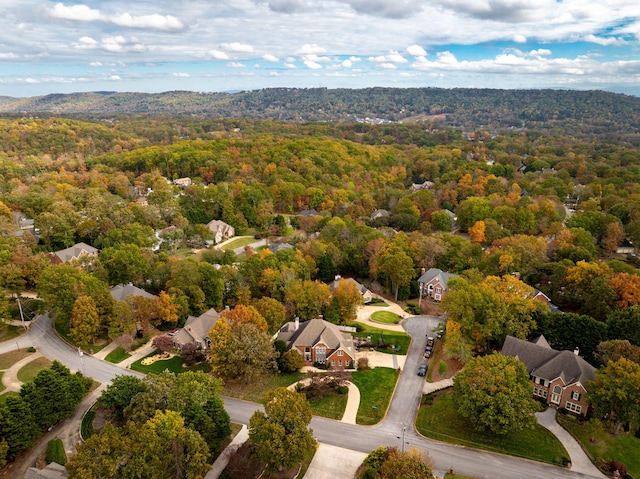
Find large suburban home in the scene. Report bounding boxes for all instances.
[502,335,595,416]
[206,219,235,244]
[172,308,220,351]
[329,275,373,304]
[417,268,458,302]
[276,317,355,370]
[49,242,98,264]
[110,283,158,302]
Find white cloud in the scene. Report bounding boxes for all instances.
[0,52,18,59]
[109,75,122,80]
[380,62,397,69]
[304,60,323,69]
[529,49,551,56]
[221,42,254,53]
[285,63,297,68]
[49,3,184,31]
[89,61,103,66]
[296,44,326,55]
[407,44,427,56]
[585,34,627,46]
[262,54,279,62]
[209,50,229,60]
[369,51,408,63]
[173,72,190,77]
[513,35,527,43]
[227,62,246,68]
[341,59,353,68]
[301,54,331,63]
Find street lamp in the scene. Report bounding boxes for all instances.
[78,348,84,374]
[401,424,407,453]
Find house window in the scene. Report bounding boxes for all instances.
[338,350,344,356]
[338,360,342,367]
[331,361,335,367]
[435,287,442,293]
[316,346,326,364]
[566,402,582,414]
[434,293,441,301]
[571,391,581,401]
[304,347,311,362]
[553,385,562,394]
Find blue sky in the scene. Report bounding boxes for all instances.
[1,0,639,97]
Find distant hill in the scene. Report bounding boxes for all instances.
[1,87,639,140]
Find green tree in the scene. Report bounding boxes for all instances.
[249,388,315,472]
[285,279,331,321]
[373,244,414,300]
[99,244,150,285]
[595,340,640,366]
[0,395,40,461]
[69,295,101,347]
[99,375,148,420]
[278,349,305,373]
[430,210,453,231]
[251,296,287,335]
[607,305,640,346]
[588,358,640,436]
[453,353,538,436]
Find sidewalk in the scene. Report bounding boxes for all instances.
[423,378,453,395]
[1,352,43,392]
[204,425,250,479]
[535,408,606,478]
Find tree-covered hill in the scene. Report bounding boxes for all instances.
[1,88,639,141]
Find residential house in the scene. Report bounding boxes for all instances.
[370,209,390,221]
[173,177,192,187]
[206,219,235,244]
[502,335,595,416]
[410,181,435,191]
[25,462,68,479]
[276,317,355,370]
[9,212,38,239]
[616,239,635,255]
[268,242,294,254]
[532,289,561,313]
[172,308,220,351]
[49,242,98,264]
[329,275,373,304]
[110,283,157,302]
[298,209,320,217]
[417,268,458,301]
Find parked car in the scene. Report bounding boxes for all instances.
[417,364,427,376]
[424,336,435,358]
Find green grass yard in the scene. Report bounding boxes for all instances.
[223,372,305,403]
[17,356,53,383]
[104,346,131,364]
[348,323,410,355]
[370,311,401,325]
[130,352,211,375]
[416,391,569,466]
[557,413,640,478]
[350,367,398,425]
[0,349,34,369]
[306,390,349,420]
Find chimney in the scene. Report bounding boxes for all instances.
[574,347,579,356]
[335,274,341,281]
[294,317,299,331]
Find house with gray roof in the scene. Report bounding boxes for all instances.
[25,462,68,479]
[49,242,98,264]
[206,219,235,244]
[172,308,220,351]
[502,335,595,416]
[110,283,157,302]
[417,268,458,302]
[329,275,372,304]
[277,317,355,370]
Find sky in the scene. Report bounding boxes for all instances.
[1,0,639,97]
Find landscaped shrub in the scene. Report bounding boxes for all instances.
[609,460,627,477]
[357,357,370,370]
[45,438,67,466]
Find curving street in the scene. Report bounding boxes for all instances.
[4,313,603,479]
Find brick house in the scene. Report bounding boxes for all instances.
[417,268,458,302]
[276,317,355,370]
[502,335,595,416]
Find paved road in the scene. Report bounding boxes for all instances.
[5,313,604,479]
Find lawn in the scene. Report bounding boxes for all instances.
[220,236,256,251]
[445,474,476,479]
[54,317,108,353]
[557,413,640,478]
[370,311,401,325]
[130,352,212,375]
[0,349,34,369]
[350,367,399,425]
[306,390,349,420]
[348,322,410,355]
[17,356,53,383]
[223,372,305,403]
[104,346,131,364]
[0,324,24,342]
[416,391,569,466]
[368,298,389,307]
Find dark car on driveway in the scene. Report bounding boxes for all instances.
[424,336,435,358]
[417,364,427,376]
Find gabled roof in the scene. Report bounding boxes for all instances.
[110,283,157,301]
[268,243,293,253]
[173,308,220,346]
[206,219,234,232]
[277,318,354,357]
[52,242,98,263]
[25,462,68,479]
[417,268,458,288]
[329,276,369,297]
[502,335,596,388]
[298,209,320,216]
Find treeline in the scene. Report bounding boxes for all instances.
[0,361,91,465]
[1,88,639,141]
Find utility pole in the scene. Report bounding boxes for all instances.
[17,296,27,331]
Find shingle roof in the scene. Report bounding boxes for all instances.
[502,335,596,388]
[277,318,354,357]
[52,242,98,263]
[329,277,369,296]
[417,268,458,289]
[173,308,220,347]
[110,284,157,301]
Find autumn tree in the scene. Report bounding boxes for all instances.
[588,358,640,436]
[562,260,614,320]
[357,446,435,479]
[219,304,268,332]
[608,272,640,308]
[595,340,640,366]
[453,353,538,436]
[251,296,287,335]
[331,279,365,324]
[468,220,487,244]
[249,388,315,472]
[285,279,331,321]
[69,295,101,347]
[372,243,414,300]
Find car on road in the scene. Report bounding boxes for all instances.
[424,336,435,358]
[417,364,427,376]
